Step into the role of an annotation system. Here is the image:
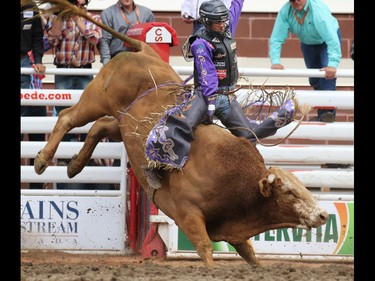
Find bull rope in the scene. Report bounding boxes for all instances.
[117,74,194,121]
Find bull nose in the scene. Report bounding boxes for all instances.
[319,210,329,224]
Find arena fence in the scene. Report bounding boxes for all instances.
[21,67,354,262]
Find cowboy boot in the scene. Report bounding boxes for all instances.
[248,99,296,142]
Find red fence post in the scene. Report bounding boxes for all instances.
[126,167,140,252]
[141,202,166,258]
[127,167,166,257]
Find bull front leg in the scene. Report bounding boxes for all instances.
[176,213,215,267]
[230,240,260,266]
[67,116,122,178]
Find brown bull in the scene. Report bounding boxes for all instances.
[29,0,328,267]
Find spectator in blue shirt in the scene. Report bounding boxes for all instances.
[269,0,342,122]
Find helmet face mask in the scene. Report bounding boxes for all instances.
[202,19,229,36]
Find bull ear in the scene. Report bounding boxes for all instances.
[258,177,272,198]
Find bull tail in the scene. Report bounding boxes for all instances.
[21,0,143,52]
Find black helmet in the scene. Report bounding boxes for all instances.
[199,0,229,24]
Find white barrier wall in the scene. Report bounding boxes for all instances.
[21,140,129,253]
[21,88,129,253]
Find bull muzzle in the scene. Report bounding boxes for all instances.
[297,206,329,230]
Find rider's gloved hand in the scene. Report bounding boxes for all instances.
[201,94,217,124]
[202,104,215,124]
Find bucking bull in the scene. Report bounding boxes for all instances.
[26,0,328,267]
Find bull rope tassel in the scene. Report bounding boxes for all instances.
[253,103,311,146]
[216,103,312,147]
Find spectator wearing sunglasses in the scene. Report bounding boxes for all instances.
[269,0,342,122]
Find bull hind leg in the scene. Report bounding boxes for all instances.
[229,240,260,266]
[67,116,122,178]
[34,100,106,175]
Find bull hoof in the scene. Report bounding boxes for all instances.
[246,260,261,267]
[208,263,220,268]
[34,151,48,175]
[67,154,82,178]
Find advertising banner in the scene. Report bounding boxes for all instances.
[173,201,354,257]
[21,196,126,252]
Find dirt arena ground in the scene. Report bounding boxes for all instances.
[21,250,354,281]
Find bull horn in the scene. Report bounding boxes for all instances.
[268,173,275,183]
